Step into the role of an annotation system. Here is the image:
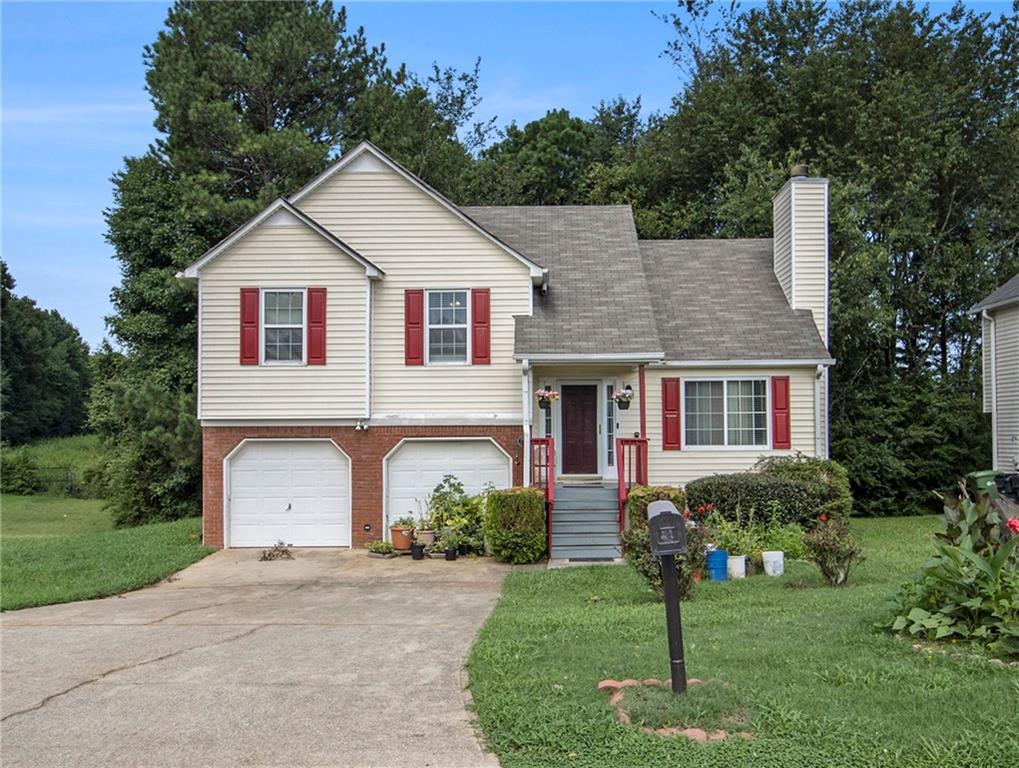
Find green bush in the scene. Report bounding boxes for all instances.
[804,517,864,586]
[427,474,487,551]
[685,455,853,527]
[622,485,706,600]
[705,506,806,568]
[485,487,546,564]
[882,491,1019,658]
[0,448,42,495]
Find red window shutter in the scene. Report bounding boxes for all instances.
[307,288,327,365]
[239,288,260,365]
[662,378,681,450]
[471,288,491,365]
[404,289,424,365]
[772,376,791,449]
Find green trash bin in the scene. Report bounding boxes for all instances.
[967,470,999,499]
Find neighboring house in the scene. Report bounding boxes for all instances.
[974,273,1019,474]
[180,143,833,559]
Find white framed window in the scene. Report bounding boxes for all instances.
[684,378,768,448]
[261,288,306,365]
[426,289,469,364]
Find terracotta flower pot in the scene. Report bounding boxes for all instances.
[390,526,414,551]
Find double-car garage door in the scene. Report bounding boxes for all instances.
[226,438,511,547]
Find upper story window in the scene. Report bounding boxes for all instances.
[427,290,468,364]
[685,379,767,447]
[262,289,305,364]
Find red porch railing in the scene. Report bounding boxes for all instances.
[616,437,649,530]
[531,437,556,555]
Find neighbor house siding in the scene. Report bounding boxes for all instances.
[297,164,532,415]
[772,186,792,305]
[792,180,828,343]
[993,304,1019,472]
[982,314,993,412]
[644,367,817,487]
[198,223,369,420]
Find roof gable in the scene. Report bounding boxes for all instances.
[179,199,383,279]
[290,141,546,282]
[973,272,1019,312]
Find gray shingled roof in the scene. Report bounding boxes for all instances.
[973,272,1019,312]
[463,206,831,362]
[639,240,831,361]
[463,206,663,358]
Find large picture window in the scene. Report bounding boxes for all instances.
[262,289,305,364]
[427,290,468,363]
[684,379,767,447]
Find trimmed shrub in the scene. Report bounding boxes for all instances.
[686,455,853,527]
[622,485,707,601]
[485,487,546,564]
[1,448,43,495]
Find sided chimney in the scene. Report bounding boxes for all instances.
[772,164,829,345]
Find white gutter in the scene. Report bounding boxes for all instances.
[522,358,533,486]
[983,310,997,471]
[655,358,835,368]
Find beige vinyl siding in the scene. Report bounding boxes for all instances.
[772,186,792,305]
[298,166,531,415]
[982,314,993,412]
[792,180,828,343]
[992,305,1019,472]
[644,367,817,487]
[199,224,368,420]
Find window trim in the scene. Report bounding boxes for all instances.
[681,376,771,450]
[259,287,308,366]
[424,289,471,366]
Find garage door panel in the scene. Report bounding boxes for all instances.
[228,441,350,547]
[385,440,512,531]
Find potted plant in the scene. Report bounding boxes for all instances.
[441,531,460,561]
[389,515,416,552]
[415,513,436,546]
[611,386,634,410]
[364,540,397,558]
[426,539,447,559]
[535,387,560,410]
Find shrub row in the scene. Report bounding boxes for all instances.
[685,455,852,526]
[621,485,704,600]
[484,487,547,564]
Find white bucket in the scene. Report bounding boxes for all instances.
[727,555,747,580]
[762,550,785,577]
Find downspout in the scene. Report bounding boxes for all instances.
[638,364,647,438]
[983,310,997,471]
[522,358,532,486]
[814,364,825,458]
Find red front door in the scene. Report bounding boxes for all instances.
[561,384,599,474]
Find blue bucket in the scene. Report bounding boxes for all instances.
[707,549,728,581]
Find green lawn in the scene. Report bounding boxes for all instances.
[1,494,213,611]
[468,517,1019,768]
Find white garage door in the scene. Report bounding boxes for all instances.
[386,440,512,529]
[228,440,350,547]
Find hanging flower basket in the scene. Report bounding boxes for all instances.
[612,388,633,410]
[535,388,560,410]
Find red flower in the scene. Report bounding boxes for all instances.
[1007,517,1019,534]
[683,510,691,520]
[707,503,715,511]
[819,513,829,522]
[697,505,706,515]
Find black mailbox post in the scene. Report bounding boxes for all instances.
[647,500,688,694]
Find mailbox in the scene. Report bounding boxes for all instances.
[647,500,687,556]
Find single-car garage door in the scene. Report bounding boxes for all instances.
[386,439,512,529]
[228,440,351,547]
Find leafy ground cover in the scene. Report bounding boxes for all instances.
[1,494,212,611]
[468,517,1019,768]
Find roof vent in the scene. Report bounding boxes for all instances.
[790,163,809,178]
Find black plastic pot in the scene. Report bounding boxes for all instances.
[445,548,458,561]
[411,543,425,560]
[616,400,630,410]
[458,543,471,556]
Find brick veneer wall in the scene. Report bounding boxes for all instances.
[202,425,525,548]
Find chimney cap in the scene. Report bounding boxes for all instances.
[790,163,810,178]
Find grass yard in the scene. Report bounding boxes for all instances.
[20,434,101,477]
[1,494,212,611]
[468,517,1019,768]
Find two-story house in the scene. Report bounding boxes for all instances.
[974,273,1019,475]
[180,143,833,560]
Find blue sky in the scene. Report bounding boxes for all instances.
[0,1,1001,347]
[1,1,684,347]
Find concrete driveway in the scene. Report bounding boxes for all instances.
[1,549,512,768]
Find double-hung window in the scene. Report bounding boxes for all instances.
[426,290,469,364]
[684,379,767,447]
[262,289,305,364]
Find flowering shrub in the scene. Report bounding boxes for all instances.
[882,488,1019,658]
[804,516,863,586]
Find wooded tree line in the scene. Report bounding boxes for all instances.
[87,0,1017,523]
